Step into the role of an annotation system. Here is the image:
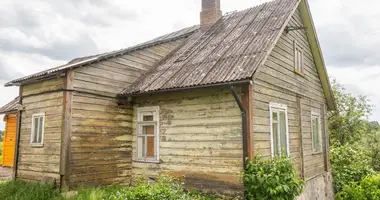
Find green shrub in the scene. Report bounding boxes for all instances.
[0,180,60,200]
[331,145,375,192]
[336,174,380,200]
[244,156,304,200]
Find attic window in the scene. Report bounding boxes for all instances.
[294,41,304,75]
[136,106,160,163]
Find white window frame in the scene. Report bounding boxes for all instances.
[294,41,304,74]
[269,103,290,158]
[30,113,45,147]
[311,111,323,153]
[136,106,160,163]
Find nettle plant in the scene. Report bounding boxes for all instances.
[243,156,304,200]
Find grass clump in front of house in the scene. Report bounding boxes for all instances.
[0,179,60,200]
[0,175,238,200]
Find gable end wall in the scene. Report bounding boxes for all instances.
[253,8,333,200]
[16,78,65,184]
[68,40,185,188]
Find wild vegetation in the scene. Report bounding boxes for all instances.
[244,156,304,200]
[329,80,380,199]
[0,176,238,200]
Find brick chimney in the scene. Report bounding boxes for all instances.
[200,0,222,27]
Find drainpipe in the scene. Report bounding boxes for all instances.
[230,85,248,199]
[13,93,22,179]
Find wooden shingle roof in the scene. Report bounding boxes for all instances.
[123,0,300,94]
[0,97,20,114]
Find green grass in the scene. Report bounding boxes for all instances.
[0,176,239,200]
[0,180,60,200]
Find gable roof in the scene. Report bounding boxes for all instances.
[122,0,335,110]
[122,0,300,94]
[0,97,20,114]
[5,25,199,87]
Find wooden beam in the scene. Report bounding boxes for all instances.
[60,70,74,190]
[297,96,305,179]
[13,86,23,179]
[242,84,254,159]
[322,103,330,172]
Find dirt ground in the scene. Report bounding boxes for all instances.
[0,167,12,180]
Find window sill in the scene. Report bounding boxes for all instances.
[30,144,44,148]
[312,151,323,155]
[134,159,160,164]
[295,69,305,77]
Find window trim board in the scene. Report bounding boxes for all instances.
[269,103,290,158]
[30,113,45,147]
[311,111,323,153]
[136,106,160,163]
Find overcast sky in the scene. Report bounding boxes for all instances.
[0,0,379,130]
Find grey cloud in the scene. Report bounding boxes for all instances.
[0,33,99,61]
[313,3,380,68]
[0,0,140,62]
[0,61,23,82]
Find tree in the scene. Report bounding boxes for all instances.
[0,130,3,142]
[328,79,373,146]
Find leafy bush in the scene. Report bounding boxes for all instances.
[244,156,304,200]
[336,174,380,200]
[331,145,375,192]
[0,180,60,200]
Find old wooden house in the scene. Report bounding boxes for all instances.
[1,0,335,198]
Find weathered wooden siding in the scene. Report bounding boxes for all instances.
[17,78,64,183]
[69,40,185,187]
[253,9,328,180]
[132,87,243,194]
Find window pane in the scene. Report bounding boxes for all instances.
[272,112,278,122]
[38,117,43,143]
[279,111,287,155]
[272,121,279,156]
[143,115,154,122]
[33,117,39,143]
[143,125,155,135]
[300,51,303,72]
[137,137,145,158]
[312,118,317,150]
[315,118,320,150]
[146,136,155,158]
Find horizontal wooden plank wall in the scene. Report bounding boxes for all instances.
[69,40,185,187]
[132,87,243,195]
[252,9,327,180]
[17,78,64,184]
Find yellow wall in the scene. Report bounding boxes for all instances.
[2,113,17,167]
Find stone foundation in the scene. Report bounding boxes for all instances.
[297,171,334,200]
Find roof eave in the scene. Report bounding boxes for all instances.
[118,79,253,98]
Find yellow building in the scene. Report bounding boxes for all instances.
[0,97,20,167]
